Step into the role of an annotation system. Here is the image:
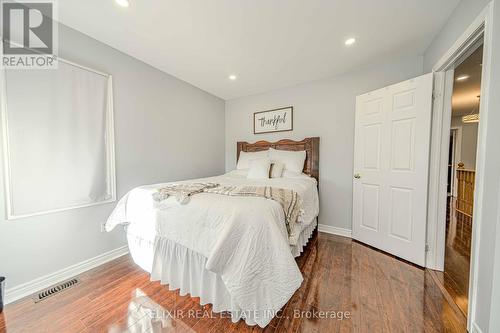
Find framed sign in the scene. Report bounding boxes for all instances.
[253,106,293,134]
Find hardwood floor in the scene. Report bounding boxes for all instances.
[0,232,466,333]
[429,197,471,321]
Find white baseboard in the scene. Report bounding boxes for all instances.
[318,223,352,238]
[5,245,129,305]
[471,322,483,333]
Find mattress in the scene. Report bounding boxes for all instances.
[105,170,319,327]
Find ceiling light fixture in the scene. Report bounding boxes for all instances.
[462,95,480,124]
[345,38,356,46]
[462,114,480,123]
[229,74,237,81]
[115,0,130,8]
[456,74,470,81]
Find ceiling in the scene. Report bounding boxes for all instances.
[452,45,483,116]
[58,0,460,100]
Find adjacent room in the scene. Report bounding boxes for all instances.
[1,1,500,332]
[430,42,483,321]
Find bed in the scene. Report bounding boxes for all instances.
[104,138,320,327]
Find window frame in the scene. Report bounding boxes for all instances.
[0,57,116,220]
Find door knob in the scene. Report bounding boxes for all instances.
[354,173,361,179]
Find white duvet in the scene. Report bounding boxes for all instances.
[105,170,319,327]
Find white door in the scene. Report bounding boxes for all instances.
[352,73,433,266]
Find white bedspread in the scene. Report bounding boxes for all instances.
[105,170,319,327]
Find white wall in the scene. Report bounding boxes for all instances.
[490,186,500,331]
[451,116,479,169]
[225,55,423,230]
[424,1,500,331]
[476,2,500,331]
[0,24,225,293]
[423,0,491,71]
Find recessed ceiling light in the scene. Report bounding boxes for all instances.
[345,38,356,46]
[456,74,470,81]
[115,0,130,8]
[229,74,237,81]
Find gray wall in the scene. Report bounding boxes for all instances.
[0,24,225,292]
[451,116,479,169]
[225,55,423,230]
[424,1,500,331]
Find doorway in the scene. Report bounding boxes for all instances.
[418,4,492,330]
[438,44,483,319]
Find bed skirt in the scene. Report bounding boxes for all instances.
[126,218,317,327]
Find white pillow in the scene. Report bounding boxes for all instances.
[237,150,269,170]
[227,169,248,177]
[282,170,308,178]
[269,148,306,173]
[247,158,271,179]
[269,162,285,178]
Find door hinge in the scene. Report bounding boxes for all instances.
[425,244,430,252]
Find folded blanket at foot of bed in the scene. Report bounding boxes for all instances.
[153,183,304,243]
[204,185,303,241]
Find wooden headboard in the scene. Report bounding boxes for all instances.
[237,137,320,182]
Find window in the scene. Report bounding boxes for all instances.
[1,59,116,219]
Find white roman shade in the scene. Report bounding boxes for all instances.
[1,59,116,219]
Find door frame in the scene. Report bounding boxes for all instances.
[425,2,493,331]
[449,126,462,197]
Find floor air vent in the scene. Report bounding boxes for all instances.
[33,278,80,303]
